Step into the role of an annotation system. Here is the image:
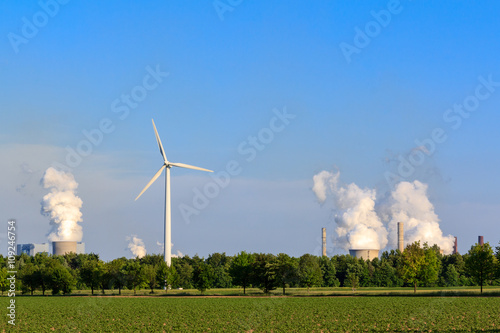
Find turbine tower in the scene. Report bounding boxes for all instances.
[135,119,213,267]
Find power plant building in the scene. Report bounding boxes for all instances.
[349,249,380,260]
[397,222,404,252]
[52,241,85,256]
[322,228,326,256]
[17,243,49,256]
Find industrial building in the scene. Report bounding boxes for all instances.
[16,242,85,256]
[349,249,379,260]
[17,243,49,256]
[52,241,85,256]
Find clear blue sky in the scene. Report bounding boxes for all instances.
[1,1,499,260]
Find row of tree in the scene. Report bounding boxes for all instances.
[1,241,499,295]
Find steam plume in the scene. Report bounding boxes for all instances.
[313,170,454,254]
[41,167,83,242]
[386,180,454,253]
[127,235,146,258]
[157,241,184,258]
[313,171,388,250]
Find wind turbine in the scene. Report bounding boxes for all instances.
[135,119,213,267]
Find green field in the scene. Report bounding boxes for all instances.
[2,296,500,332]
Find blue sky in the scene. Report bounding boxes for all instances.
[1,0,499,260]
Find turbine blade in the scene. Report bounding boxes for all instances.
[135,164,166,200]
[170,162,213,173]
[152,119,168,163]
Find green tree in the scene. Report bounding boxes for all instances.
[192,261,214,294]
[444,264,459,287]
[345,271,359,290]
[106,258,127,295]
[319,256,339,287]
[143,264,158,293]
[174,257,194,289]
[373,259,398,287]
[48,261,75,295]
[229,251,253,294]
[421,243,441,287]
[19,263,39,295]
[401,241,425,293]
[465,242,497,294]
[79,258,104,295]
[275,253,298,295]
[252,253,277,294]
[123,260,146,295]
[156,261,177,291]
[0,267,8,295]
[298,254,322,292]
[206,253,232,288]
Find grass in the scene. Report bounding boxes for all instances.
[2,296,500,332]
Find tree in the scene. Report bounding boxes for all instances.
[19,263,39,295]
[0,267,8,295]
[229,251,253,294]
[444,264,459,287]
[156,261,177,291]
[298,254,322,292]
[496,242,500,262]
[465,242,497,294]
[373,259,398,287]
[143,264,158,293]
[47,261,75,295]
[319,256,339,287]
[123,260,146,295]
[192,261,214,294]
[174,257,194,289]
[206,253,232,288]
[252,253,277,294]
[345,271,359,291]
[275,253,298,295]
[421,243,441,287]
[401,241,425,293]
[106,258,127,295]
[79,258,104,295]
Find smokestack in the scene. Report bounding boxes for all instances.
[52,241,77,256]
[397,222,404,252]
[322,228,326,256]
[453,237,458,254]
[478,236,484,246]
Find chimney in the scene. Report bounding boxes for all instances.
[322,228,326,256]
[453,237,458,254]
[478,235,484,246]
[397,222,404,252]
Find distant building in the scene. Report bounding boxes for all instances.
[76,242,85,254]
[17,243,49,256]
[16,242,85,256]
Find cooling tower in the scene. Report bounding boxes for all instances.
[322,228,326,256]
[397,222,404,252]
[478,236,484,246]
[349,249,379,260]
[52,241,77,256]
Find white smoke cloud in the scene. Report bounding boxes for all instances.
[313,171,388,250]
[386,180,454,254]
[156,241,184,258]
[127,235,146,258]
[312,170,339,203]
[40,167,83,242]
[313,170,454,254]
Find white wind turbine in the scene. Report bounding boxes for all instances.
[135,119,213,267]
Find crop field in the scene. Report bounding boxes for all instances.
[2,296,500,332]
